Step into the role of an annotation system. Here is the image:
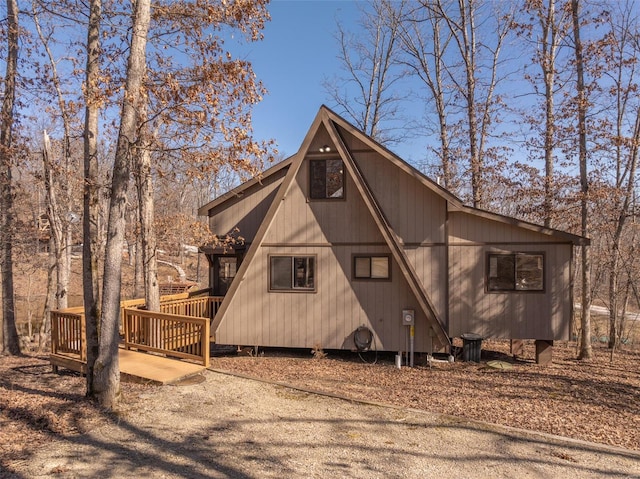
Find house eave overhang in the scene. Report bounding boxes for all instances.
[450,203,590,246]
[198,243,248,256]
[197,156,294,217]
[316,106,587,247]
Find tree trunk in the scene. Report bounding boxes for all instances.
[608,107,640,349]
[133,239,144,298]
[572,0,592,360]
[0,0,20,355]
[398,2,454,190]
[42,132,67,311]
[537,0,563,229]
[84,0,102,395]
[39,236,56,352]
[92,0,151,409]
[459,1,482,208]
[135,114,159,311]
[33,3,73,311]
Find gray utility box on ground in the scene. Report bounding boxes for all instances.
[460,333,483,362]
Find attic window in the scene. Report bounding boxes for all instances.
[310,159,344,199]
[487,253,544,292]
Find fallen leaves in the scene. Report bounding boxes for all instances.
[0,354,151,466]
[0,339,637,472]
[211,341,640,451]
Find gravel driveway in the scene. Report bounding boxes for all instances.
[9,369,640,478]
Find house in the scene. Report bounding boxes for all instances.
[198,106,587,363]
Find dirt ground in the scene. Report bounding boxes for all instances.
[1,341,639,478]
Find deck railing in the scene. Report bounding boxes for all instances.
[50,293,223,371]
[51,310,86,359]
[159,296,223,319]
[119,289,215,331]
[122,308,210,366]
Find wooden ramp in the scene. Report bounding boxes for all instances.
[119,349,206,385]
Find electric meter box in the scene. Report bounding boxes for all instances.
[402,309,415,326]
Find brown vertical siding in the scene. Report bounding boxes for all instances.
[352,151,447,245]
[208,169,286,241]
[211,109,579,351]
[447,210,572,340]
[263,161,384,245]
[217,241,439,352]
[447,243,572,340]
[404,246,447,326]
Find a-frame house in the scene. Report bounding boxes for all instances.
[198,106,586,358]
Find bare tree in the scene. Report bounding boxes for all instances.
[396,0,457,190]
[83,0,102,396]
[599,1,640,352]
[324,0,409,145]
[571,0,592,360]
[367,0,515,206]
[522,0,573,228]
[32,1,77,311]
[41,132,65,311]
[1,0,20,355]
[431,0,514,208]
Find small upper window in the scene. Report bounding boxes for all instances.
[487,253,544,292]
[310,159,344,199]
[354,255,390,280]
[269,255,316,292]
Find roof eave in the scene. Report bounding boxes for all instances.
[196,156,294,216]
[451,203,590,246]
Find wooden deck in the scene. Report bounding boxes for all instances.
[51,348,205,384]
[119,349,206,384]
[50,292,223,384]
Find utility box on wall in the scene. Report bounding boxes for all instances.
[402,309,415,326]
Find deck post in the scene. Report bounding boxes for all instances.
[535,340,553,365]
[510,339,524,358]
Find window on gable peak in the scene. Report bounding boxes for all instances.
[310,159,344,199]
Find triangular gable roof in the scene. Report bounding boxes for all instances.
[196,156,294,217]
[211,106,451,348]
[200,106,587,246]
[207,105,588,349]
[322,105,588,247]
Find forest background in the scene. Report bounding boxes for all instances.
[0,0,639,407]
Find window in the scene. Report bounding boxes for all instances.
[213,255,240,296]
[269,255,316,291]
[310,159,344,199]
[353,255,390,280]
[487,253,544,292]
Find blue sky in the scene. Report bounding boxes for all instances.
[230,1,552,172]
[232,1,368,158]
